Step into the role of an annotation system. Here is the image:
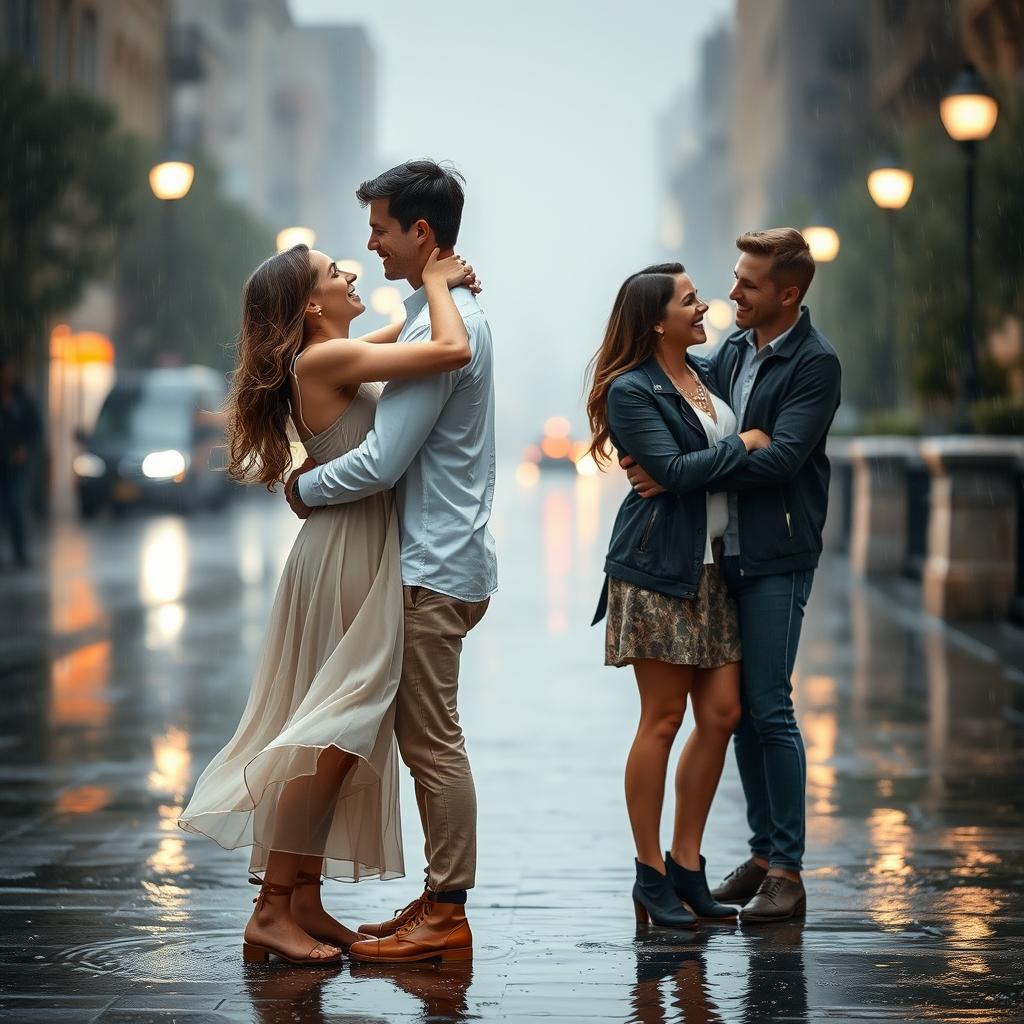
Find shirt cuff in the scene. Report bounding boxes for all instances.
[297,467,327,507]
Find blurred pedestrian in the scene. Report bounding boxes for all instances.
[179,221,480,964]
[0,358,42,569]
[622,229,841,922]
[587,263,772,929]
[286,160,497,966]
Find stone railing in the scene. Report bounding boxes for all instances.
[826,436,1024,623]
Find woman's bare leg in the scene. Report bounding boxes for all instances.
[245,747,357,958]
[626,660,694,871]
[669,661,741,869]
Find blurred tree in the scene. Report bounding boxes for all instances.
[0,60,140,369]
[116,151,274,372]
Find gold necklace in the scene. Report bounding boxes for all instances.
[667,364,713,416]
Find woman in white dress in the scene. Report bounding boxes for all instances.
[179,244,478,966]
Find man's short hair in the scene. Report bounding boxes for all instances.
[356,159,465,249]
[736,227,816,300]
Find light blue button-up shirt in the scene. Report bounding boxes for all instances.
[297,286,497,602]
[722,321,797,557]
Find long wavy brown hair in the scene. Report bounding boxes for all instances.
[585,262,684,467]
[224,244,318,489]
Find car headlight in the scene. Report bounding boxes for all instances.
[141,449,187,480]
[73,453,106,478]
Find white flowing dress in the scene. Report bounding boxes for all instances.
[179,382,404,881]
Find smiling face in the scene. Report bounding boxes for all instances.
[729,251,797,331]
[656,273,709,349]
[307,249,364,325]
[366,198,428,283]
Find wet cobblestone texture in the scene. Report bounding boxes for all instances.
[0,471,1022,1022]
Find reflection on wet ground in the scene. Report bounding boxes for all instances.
[0,470,1022,1022]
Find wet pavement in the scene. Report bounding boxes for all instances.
[1,467,1023,1023]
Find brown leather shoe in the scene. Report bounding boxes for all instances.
[348,899,472,964]
[358,891,431,939]
[739,875,806,923]
[710,857,768,906]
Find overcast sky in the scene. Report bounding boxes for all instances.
[291,0,734,450]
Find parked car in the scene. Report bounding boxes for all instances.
[73,366,232,517]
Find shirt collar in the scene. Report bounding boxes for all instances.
[745,318,798,355]
[403,287,429,322]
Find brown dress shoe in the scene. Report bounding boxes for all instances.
[358,891,431,938]
[738,875,806,923]
[710,857,768,906]
[348,900,472,964]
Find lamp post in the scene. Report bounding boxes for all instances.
[149,159,194,363]
[867,158,914,406]
[940,62,998,430]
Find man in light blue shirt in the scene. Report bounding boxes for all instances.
[286,161,496,962]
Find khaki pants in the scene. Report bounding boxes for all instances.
[396,586,489,893]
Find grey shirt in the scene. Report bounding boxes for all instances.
[298,286,497,602]
[723,321,798,556]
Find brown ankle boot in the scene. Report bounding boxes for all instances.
[348,899,472,964]
[358,891,431,938]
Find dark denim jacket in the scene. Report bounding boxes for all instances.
[592,356,747,624]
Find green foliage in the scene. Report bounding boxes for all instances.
[969,396,1024,435]
[0,60,142,364]
[116,150,274,371]
[860,409,922,436]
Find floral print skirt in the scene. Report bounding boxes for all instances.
[605,545,742,669]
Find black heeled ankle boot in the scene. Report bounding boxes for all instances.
[665,853,738,920]
[632,859,696,929]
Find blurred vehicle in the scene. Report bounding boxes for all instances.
[516,416,598,486]
[73,366,232,517]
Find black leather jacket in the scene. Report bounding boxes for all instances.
[593,356,747,623]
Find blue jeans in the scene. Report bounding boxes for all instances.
[722,557,813,871]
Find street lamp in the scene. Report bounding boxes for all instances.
[276,226,316,252]
[867,158,914,405]
[149,160,194,201]
[941,62,999,428]
[802,224,840,263]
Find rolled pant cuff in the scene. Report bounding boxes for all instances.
[767,860,802,871]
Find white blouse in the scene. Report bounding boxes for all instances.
[688,392,738,564]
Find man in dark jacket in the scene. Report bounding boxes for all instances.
[622,228,841,921]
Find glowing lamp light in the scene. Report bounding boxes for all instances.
[50,325,115,365]
[867,165,914,210]
[522,444,542,464]
[276,226,316,252]
[149,161,195,201]
[575,453,598,477]
[336,259,364,278]
[802,225,840,263]
[706,299,733,331]
[543,416,572,439]
[940,64,998,143]
[541,436,572,460]
[515,461,540,488]
[371,286,403,316]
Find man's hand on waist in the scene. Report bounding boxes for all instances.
[285,456,316,520]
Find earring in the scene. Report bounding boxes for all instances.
[317,309,323,317]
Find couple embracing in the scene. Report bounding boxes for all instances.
[179,159,494,967]
[587,229,841,927]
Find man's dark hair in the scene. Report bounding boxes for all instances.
[356,159,465,249]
